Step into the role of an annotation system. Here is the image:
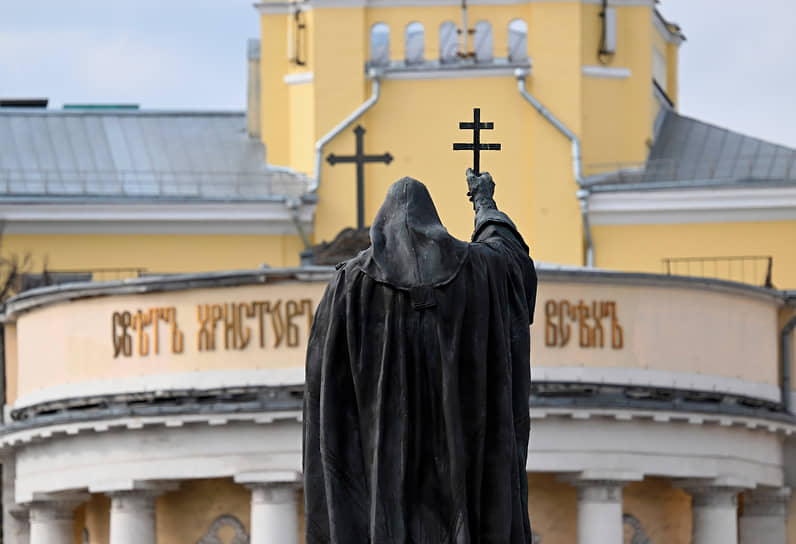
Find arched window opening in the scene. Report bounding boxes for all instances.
[508,19,528,62]
[439,21,459,64]
[405,22,425,65]
[370,23,390,66]
[473,21,493,63]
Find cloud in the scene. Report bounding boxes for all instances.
[0,0,256,109]
[661,0,796,148]
[0,30,188,105]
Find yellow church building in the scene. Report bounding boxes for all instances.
[1,0,796,543]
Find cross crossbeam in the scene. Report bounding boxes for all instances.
[326,125,393,229]
[452,108,501,175]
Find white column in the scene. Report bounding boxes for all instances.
[688,486,741,544]
[740,487,790,544]
[29,501,80,544]
[574,480,626,544]
[7,507,30,544]
[248,483,299,544]
[3,454,29,544]
[109,490,158,544]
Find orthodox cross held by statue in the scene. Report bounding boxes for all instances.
[327,125,393,229]
[452,107,501,175]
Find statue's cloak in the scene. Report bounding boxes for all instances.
[304,178,537,543]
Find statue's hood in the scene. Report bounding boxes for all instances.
[360,177,468,289]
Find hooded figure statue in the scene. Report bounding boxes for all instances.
[304,169,537,543]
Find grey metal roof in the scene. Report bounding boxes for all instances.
[0,109,311,201]
[585,109,796,191]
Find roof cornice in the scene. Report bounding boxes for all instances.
[0,200,316,235]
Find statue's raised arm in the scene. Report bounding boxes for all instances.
[467,168,538,322]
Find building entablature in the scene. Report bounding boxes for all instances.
[2,404,789,504]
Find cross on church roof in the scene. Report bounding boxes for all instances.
[452,108,501,175]
[326,125,393,229]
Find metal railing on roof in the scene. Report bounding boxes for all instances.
[662,256,773,288]
[585,154,796,186]
[0,169,311,200]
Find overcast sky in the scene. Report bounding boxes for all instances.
[1,0,794,148]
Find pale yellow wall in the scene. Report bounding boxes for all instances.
[0,233,306,276]
[666,40,679,105]
[280,2,589,264]
[68,475,693,544]
[10,276,779,403]
[534,280,780,386]
[651,18,667,61]
[13,282,327,402]
[527,473,577,544]
[71,479,252,544]
[780,307,796,399]
[77,494,110,544]
[157,479,252,544]
[593,221,796,289]
[289,82,316,174]
[73,503,85,544]
[4,322,17,406]
[624,477,691,543]
[526,1,584,265]
[581,5,656,172]
[352,76,536,246]
[260,14,291,165]
[527,474,690,543]
[259,2,686,267]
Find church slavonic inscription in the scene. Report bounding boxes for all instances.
[111,299,314,357]
[544,299,623,349]
[196,300,314,351]
[113,307,184,358]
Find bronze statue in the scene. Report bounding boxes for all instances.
[304,169,537,543]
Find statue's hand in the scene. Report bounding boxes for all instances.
[466,168,496,203]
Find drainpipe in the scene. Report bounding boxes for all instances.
[781,313,796,414]
[285,196,312,249]
[515,68,595,268]
[262,165,315,250]
[309,69,383,194]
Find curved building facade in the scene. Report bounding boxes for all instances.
[2,265,795,544]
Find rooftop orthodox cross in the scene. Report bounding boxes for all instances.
[326,125,393,229]
[452,107,501,175]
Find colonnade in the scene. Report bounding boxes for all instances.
[573,477,790,544]
[9,476,792,544]
[17,477,300,544]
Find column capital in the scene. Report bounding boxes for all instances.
[9,505,29,521]
[108,490,159,515]
[28,499,85,523]
[235,471,302,505]
[559,470,642,503]
[742,487,791,517]
[92,479,179,496]
[234,470,301,486]
[675,478,749,508]
[681,486,742,508]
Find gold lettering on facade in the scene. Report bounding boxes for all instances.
[115,298,314,356]
[197,304,214,351]
[113,307,184,358]
[112,311,133,358]
[544,299,623,349]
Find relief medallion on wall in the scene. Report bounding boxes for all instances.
[196,514,249,544]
